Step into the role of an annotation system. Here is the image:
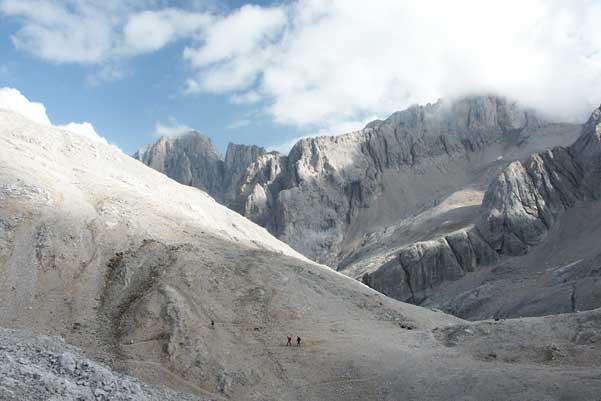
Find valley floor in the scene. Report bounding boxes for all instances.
[3,305,601,401]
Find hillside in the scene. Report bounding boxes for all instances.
[2,109,601,400]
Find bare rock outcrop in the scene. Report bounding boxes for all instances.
[4,109,601,401]
[133,133,266,205]
[230,96,576,265]
[223,143,267,208]
[134,96,579,267]
[365,229,499,303]
[363,104,601,307]
[0,328,207,401]
[133,132,225,201]
[476,105,601,255]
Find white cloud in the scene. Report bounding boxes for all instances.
[153,118,194,137]
[123,9,211,55]
[230,90,261,105]
[86,64,128,86]
[0,0,122,64]
[0,0,210,64]
[183,0,601,129]
[0,87,111,146]
[4,0,601,137]
[0,87,51,125]
[56,122,109,146]
[183,4,287,93]
[225,119,251,130]
[183,4,286,66]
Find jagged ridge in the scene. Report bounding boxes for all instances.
[364,104,601,305]
[135,95,579,267]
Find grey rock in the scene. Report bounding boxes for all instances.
[367,229,499,303]
[59,352,76,374]
[3,107,601,401]
[476,146,586,254]
[0,328,205,401]
[223,143,267,208]
[133,132,225,201]
[136,95,576,267]
[365,104,601,315]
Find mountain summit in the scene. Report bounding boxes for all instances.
[136,95,580,268]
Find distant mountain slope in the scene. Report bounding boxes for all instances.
[359,105,601,320]
[135,95,580,268]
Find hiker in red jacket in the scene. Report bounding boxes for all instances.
[287,336,292,346]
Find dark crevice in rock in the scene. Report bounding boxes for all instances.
[443,237,466,274]
[399,258,416,304]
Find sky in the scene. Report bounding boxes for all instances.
[1,0,601,155]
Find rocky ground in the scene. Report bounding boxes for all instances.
[0,328,210,401]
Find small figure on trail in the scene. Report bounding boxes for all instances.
[287,336,292,346]
[296,336,301,346]
[211,320,215,328]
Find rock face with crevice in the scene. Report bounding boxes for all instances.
[363,228,501,304]
[133,133,226,200]
[363,105,601,314]
[133,133,267,204]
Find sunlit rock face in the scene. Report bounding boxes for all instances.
[364,105,601,319]
[135,96,579,269]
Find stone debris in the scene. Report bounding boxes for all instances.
[0,328,209,401]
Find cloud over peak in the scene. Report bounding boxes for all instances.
[3,0,601,137]
[153,118,195,138]
[0,87,50,125]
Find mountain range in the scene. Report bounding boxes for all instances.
[2,93,601,400]
[135,95,598,320]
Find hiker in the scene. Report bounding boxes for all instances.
[287,336,292,346]
[296,336,301,346]
[211,320,215,328]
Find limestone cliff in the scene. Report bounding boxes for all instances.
[133,133,266,205]
[363,104,601,308]
[233,96,577,265]
[135,96,579,267]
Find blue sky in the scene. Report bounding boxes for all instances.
[0,0,306,154]
[1,0,601,155]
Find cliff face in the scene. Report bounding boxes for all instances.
[133,132,225,200]
[363,105,601,314]
[476,105,601,256]
[135,96,579,267]
[223,143,267,208]
[133,133,266,205]
[232,96,574,265]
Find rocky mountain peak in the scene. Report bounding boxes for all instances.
[133,135,271,206]
[133,130,225,200]
[135,95,580,266]
[361,104,601,319]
